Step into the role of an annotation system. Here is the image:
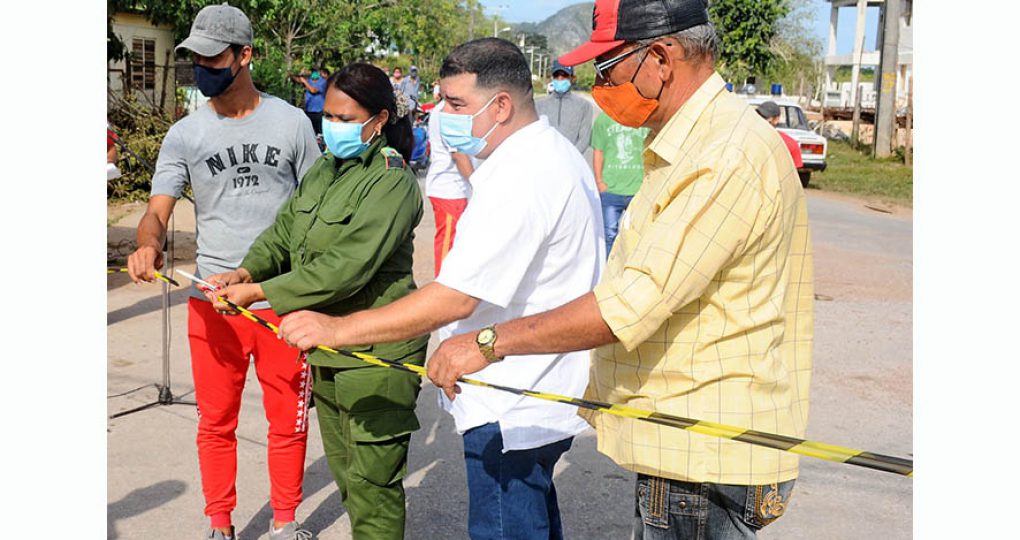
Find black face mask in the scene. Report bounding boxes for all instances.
[194,63,239,98]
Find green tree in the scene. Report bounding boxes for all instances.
[767,0,823,97]
[108,0,486,103]
[709,0,790,84]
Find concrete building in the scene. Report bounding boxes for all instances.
[824,0,913,109]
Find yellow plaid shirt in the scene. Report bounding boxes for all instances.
[586,72,814,485]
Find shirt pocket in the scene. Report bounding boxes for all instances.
[289,195,320,257]
[302,201,356,256]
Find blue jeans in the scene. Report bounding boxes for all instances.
[601,192,634,256]
[462,422,574,540]
[632,474,796,540]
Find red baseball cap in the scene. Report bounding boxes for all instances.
[559,0,711,67]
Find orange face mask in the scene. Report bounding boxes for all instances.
[592,82,659,128]
[591,47,664,129]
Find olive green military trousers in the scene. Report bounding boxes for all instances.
[312,363,423,539]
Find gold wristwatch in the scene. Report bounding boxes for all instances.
[476,325,502,363]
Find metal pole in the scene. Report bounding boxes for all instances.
[160,253,171,398]
[873,0,901,158]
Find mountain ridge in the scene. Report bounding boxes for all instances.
[511,2,594,57]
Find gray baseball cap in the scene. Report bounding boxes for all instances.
[756,101,781,119]
[176,4,253,57]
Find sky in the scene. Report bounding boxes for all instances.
[480,0,882,56]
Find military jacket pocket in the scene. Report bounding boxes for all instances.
[302,200,356,256]
[317,201,355,225]
[333,365,422,415]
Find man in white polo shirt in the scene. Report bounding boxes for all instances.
[424,98,476,276]
[277,37,604,538]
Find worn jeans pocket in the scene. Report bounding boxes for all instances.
[636,474,704,530]
[743,480,796,529]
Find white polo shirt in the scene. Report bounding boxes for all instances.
[435,116,605,451]
[424,100,475,200]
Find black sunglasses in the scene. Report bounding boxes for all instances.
[592,44,650,81]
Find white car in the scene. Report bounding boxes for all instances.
[745,97,827,187]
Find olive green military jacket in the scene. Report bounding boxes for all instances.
[241,136,429,368]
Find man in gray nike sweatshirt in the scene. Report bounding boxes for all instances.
[535,61,593,154]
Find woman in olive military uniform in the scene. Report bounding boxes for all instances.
[207,63,427,539]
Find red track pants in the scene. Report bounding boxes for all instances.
[187,298,311,528]
[429,196,468,277]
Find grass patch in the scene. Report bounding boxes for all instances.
[808,141,913,206]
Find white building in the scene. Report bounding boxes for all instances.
[107,11,176,112]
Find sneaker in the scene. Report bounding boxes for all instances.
[206,527,234,540]
[268,520,313,540]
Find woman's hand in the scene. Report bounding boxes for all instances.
[209,283,265,315]
[203,269,252,290]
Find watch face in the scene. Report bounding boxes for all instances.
[477,328,495,345]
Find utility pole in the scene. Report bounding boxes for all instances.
[873,0,901,158]
[491,4,509,38]
[905,74,912,166]
[468,0,475,40]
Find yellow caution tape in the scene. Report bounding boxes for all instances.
[107,267,179,287]
[176,270,913,478]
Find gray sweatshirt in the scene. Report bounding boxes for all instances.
[535,91,593,154]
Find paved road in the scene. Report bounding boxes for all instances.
[106,188,912,539]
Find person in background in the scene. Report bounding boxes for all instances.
[291,66,329,137]
[591,111,649,255]
[427,0,814,538]
[209,62,426,540]
[107,123,122,180]
[432,78,442,102]
[535,61,593,154]
[107,123,118,164]
[400,65,422,110]
[125,5,320,539]
[756,100,803,169]
[424,97,476,276]
[390,66,404,89]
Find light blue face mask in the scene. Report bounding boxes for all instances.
[322,115,376,159]
[551,79,571,93]
[438,95,499,156]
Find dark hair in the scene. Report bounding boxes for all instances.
[440,38,533,97]
[326,63,414,162]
